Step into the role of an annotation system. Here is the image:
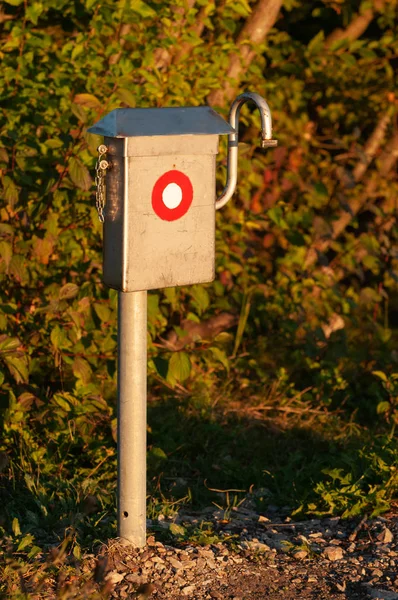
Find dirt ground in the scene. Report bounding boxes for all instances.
[94,504,398,600]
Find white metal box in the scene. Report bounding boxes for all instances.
[88,107,233,292]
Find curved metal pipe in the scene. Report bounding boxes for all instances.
[216,92,277,210]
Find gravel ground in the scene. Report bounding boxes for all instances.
[93,503,398,600]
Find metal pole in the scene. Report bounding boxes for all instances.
[117,290,147,547]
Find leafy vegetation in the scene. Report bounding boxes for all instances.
[0,0,397,596]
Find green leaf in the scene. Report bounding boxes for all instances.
[209,347,229,371]
[0,240,12,267]
[59,283,79,300]
[231,0,252,17]
[50,325,67,349]
[0,335,20,354]
[28,546,42,559]
[45,138,64,149]
[12,518,21,536]
[307,30,325,54]
[149,446,167,461]
[372,371,388,382]
[52,394,71,412]
[69,157,92,191]
[17,534,34,552]
[26,2,43,24]
[129,0,156,18]
[0,148,9,163]
[169,523,186,536]
[153,356,169,379]
[71,44,85,60]
[74,93,101,108]
[2,176,19,206]
[341,53,356,67]
[314,182,328,197]
[4,355,29,384]
[0,223,13,237]
[377,401,390,414]
[93,302,112,322]
[190,285,210,314]
[72,357,92,384]
[9,255,27,284]
[268,206,287,228]
[116,88,136,106]
[167,352,191,384]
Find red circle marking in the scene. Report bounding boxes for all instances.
[152,170,193,222]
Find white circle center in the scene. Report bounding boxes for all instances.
[162,183,183,209]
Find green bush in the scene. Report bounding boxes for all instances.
[0,2,397,585]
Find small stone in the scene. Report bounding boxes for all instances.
[371,569,384,578]
[347,542,356,553]
[198,549,214,559]
[323,546,344,561]
[125,574,141,584]
[335,582,346,592]
[168,557,183,570]
[181,585,196,596]
[246,540,271,553]
[378,528,394,544]
[293,550,308,560]
[195,558,206,569]
[258,515,270,523]
[106,571,125,584]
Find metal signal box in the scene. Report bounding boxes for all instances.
[88,107,234,292]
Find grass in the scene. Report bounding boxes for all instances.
[1,364,397,597]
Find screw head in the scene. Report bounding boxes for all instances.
[97,144,108,154]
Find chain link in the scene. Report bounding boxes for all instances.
[95,144,109,223]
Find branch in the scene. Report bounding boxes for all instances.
[378,129,398,176]
[331,124,397,242]
[173,7,206,63]
[352,111,392,182]
[328,198,397,285]
[159,313,237,351]
[154,1,200,69]
[325,0,384,47]
[108,24,131,65]
[304,119,397,269]
[207,0,283,107]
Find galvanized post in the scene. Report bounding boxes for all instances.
[88,93,277,550]
[117,290,147,547]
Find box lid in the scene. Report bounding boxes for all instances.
[88,106,234,138]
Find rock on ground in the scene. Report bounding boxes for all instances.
[84,504,398,599]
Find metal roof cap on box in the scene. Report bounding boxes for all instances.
[87,106,234,138]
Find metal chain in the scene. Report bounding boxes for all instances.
[95,144,109,223]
